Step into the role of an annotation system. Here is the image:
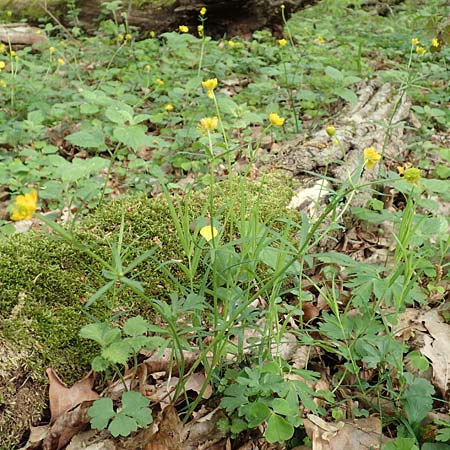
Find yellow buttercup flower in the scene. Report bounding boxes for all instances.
[156,78,164,86]
[49,46,55,53]
[164,103,174,111]
[197,25,204,37]
[416,46,426,55]
[10,190,38,221]
[278,38,287,47]
[125,33,132,41]
[325,125,336,137]
[179,25,189,33]
[398,165,421,186]
[363,147,381,170]
[0,61,5,69]
[411,38,420,46]
[200,7,207,16]
[144,64,151,72]
[0,80,6,88]
[202,78,218,98]
[117,33,124,41]
[57,58,65,65]
[10,50,16,56]
[432,38,439,47]
[269,112,285,127]
[199,116,218,131]
[315,36,325,44]
[200,225,218,241]
[228,40,235,47]
[150,31,156,38]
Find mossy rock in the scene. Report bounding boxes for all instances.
[0,174,297,449]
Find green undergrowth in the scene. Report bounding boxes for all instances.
[0,173,296,382]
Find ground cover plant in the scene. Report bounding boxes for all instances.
[0,0,449,449]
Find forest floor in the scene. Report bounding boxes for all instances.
[0,1,449,449]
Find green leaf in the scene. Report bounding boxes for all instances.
[123,316,150,336]
[384,437,419,450]
[88,398,115,430]
[436,426,450,442]
[79,323,121,346]
[113,125,152,151]
[91,356,110,372]
[101,341,132,364]
[334,87,358,104]
[105,104,134,125]
[272,398,297,416]
[265,414,294,443]
[245,402,270,427]
[65,128,106,149]
[423,443,450,450]
[407,351,429,372]
[121,390,150,410]
[401,377,434,424]
[325,66,344,82]
[108,413,138,437]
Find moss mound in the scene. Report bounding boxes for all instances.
[0,174,296,449]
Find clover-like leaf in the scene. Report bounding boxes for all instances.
[88,398,115,430]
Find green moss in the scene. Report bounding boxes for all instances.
[0,174,297,449]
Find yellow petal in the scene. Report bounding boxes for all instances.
[200,225,218,241]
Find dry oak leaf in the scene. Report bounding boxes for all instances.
[419,309,450,398]
[304,414,387,450]
[46,368,99,422]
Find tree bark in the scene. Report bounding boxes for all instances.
[4,0,318,38]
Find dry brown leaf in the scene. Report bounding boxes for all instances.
[144,405,183,450]
[184,408,228,450]
[46,368,99,423]
[304,415,387,450]
[419,310,450,397]
[18,425,49,450]
[185,372,212,399]
[43,401,92,450]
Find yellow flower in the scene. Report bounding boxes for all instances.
[202,78,218,98]
[269,112,285,127]
[125,33,132,41]
[0,43,5,52]
[144,64,151,72]
[0,80,6,88]
[49,46,55,53]
[200,225,218,241]
[197,25,204,37]
[35,29,42,35]
[398,166,421,186]
[149,31,156,38]
[363,147,381,170]
[117,33,124,41]
[416,46,426,55]
[332,138,339,146]
[228,40,235,47]
[315,36,325,44]
[164,103,174,111]
[156,78,164,86]
[179,25,189,33]
[199,116,218,131]
[10,190,38,221]
[0,61,5,69]
[200,7,207,16]
[57,58,65,65]
[281,4,285,10]
[325,125,336,137]
[432,38,439,47]
[411,38,420,46]
[278,38,287,47]
[10,50,16,56]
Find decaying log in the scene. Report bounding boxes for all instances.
[265,80,411,184]
[0,23,47,45]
